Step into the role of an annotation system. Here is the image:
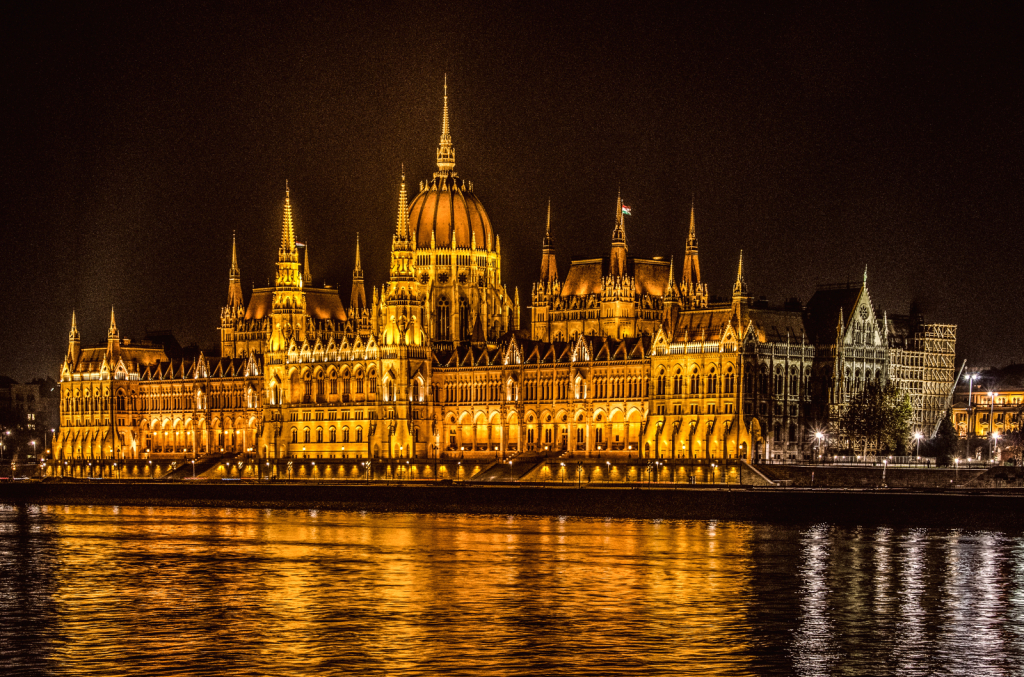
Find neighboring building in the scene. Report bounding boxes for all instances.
[55,86,958,476]
[951,388,1023,458]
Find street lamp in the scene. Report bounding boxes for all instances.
[988,392,998,460]
[914,432,923,462]
[992,432,1000,463]
[815,431,824,462]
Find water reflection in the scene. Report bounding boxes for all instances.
[0,505,1022,676]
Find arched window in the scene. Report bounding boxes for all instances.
[291,429,298,443]
[343,427,350,443]
[303,428,310,443]
[790,367,798,396]
[656,371,665,396]
[412,380,421,402]
[690,368,701,395]
[316,372,325,399]
[436,296,451,341]
[329,372,338,395]
[674,369,684,395]
[707,368,718,395]
[356,427,363,442]
[329,427,336,443]
[724,367,735,394]
[368,371,377,394]
[459,297,471,341]
[316,427,323,443]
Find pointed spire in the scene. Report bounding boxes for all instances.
[436,75,456,173]
[687,199,697,249]
[353,233,363,277]
[281,181,296,253]
[545,199,552,238]
[732,251,748,298]
[70,310,79,337]
[109,306,117,335]
[350,233,367,312]
[613,188,625,239]
[227,231,244,307]
[303,243,312,284]
[230,231,240,276]
[396,167,410,241]
[664,256,679,301]
[863,264,868,286]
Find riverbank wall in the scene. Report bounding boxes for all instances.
[2,481,1022,530]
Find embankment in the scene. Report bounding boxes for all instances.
[2,481,1023,530]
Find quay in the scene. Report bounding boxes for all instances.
[2,477,1023,530]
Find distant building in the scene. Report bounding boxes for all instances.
[55,85,957,477]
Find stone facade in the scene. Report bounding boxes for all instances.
[55,87,958,476]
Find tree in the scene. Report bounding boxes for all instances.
[839,382,912,455]
[879,382,912,454]
[928,412,958,466]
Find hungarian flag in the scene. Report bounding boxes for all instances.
[621,205,632,215]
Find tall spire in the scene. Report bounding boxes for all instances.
[396,166,410,241]
[227,232,244,308]
[281,181,296,254]
[609,189,628,277]
[544,199,552,242]
[612,188,625,241]
[230,230,240,276]
[436,75,456,173]
[350,233,367,312]
[686,199,697,249]
[733,250,748,298]
[863,265,868,286]
[665,256,679,300]
[540,200,558,284]
[302,243,312,285]
[67,310,81,364]
[108,306,118,337]
[682,200,701,290]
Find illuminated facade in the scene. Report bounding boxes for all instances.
[55,86,958,475]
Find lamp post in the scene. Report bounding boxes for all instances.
[815,431,824,463]
[992,432,1000,463]
[988,391,998,461]
[966,373,978,459]
[914,432,923,463]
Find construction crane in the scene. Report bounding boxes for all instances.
[931,359,968,438]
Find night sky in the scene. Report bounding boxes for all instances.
[2,2,1020,382]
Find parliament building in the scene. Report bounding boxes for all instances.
[54,87,957,480]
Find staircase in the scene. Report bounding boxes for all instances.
[471,459,546,483]
[160,453,237,480]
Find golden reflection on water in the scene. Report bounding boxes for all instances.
[1,505,1023,676]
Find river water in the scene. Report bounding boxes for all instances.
[1,505,1022,676]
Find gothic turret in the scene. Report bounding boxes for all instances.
[227,231,244,308]
[681,202,708,309]
[68,310,81,366]
[540,200,558,286]
[275,182,301,288]
[609,191,628,278]
[350,233,367,313]
[107,306,120,361]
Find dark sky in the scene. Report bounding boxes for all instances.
[2,2,1020,382]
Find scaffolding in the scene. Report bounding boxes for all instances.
[921,324,957,435]
[888,323,957,437]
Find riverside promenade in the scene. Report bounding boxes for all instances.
[2,480,1023,530]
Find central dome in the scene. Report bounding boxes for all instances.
[408,175,494,250]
